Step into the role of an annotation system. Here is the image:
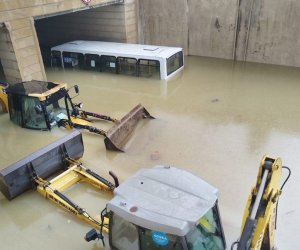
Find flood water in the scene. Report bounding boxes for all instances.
[0,56,299,249]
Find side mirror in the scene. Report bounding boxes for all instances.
[74,85,79,94]
[75,102,83,109]
[34,104,43,114]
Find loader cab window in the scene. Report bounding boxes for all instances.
[110,212,184,250]
[45,97,69,127]
[139,228,183,250]
[8,93,22,126]
[186,205,226,250]
[110,213,139,250]
[21,96,47,130]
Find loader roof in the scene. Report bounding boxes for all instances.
[108,165,219,236]
[6,81,66,98]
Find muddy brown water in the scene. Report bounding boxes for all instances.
[0,56,299,249]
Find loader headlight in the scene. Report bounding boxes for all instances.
[75,102,83,109]
[85,229,99,242]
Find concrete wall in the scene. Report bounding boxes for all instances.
[138,0,188,51]
[0,0,138,83]
[238,0,300,66]
[139,0,300,68]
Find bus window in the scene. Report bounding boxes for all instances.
[100,55,117,73]
[62,52,84,69]
[167,51,183,76]
[117,57,137,76]
[85,54,100,71]
[51,50,62,68]
[138,59,160,79]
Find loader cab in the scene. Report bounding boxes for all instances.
[106,166,226,250]
[6,81,73,130]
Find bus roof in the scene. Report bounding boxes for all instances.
[51,40,182,60]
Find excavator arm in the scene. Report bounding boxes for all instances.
[236,156,284,250]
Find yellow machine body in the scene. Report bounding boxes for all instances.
[0,131,115,231]
[5,80,154,151]
[35,158,114,229]
[0,82,8,113]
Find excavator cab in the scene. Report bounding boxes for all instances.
[86,166,227,250]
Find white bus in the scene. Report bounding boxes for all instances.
[51,40,184,80]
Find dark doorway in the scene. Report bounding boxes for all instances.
[34,3,125,71]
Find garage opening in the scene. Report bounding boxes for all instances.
[34,3,127,74]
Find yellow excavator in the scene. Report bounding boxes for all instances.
[2,80,153,151]
[0,132,290,250]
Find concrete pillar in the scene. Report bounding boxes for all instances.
[0,25,22,83]
[4,18,46,83]
[124,0,138,43]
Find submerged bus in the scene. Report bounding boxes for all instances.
[50,41,184,80]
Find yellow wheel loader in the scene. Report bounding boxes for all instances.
[3,80,154,151]
[0,81,8,113]
[0,132,290,250]
[0,130,117,229]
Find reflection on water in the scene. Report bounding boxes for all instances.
[1,56,300,249]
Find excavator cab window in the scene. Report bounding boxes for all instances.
[185,204,226,250]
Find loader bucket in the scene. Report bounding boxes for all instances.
[0,130,84,200]
[104,104,154,151]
